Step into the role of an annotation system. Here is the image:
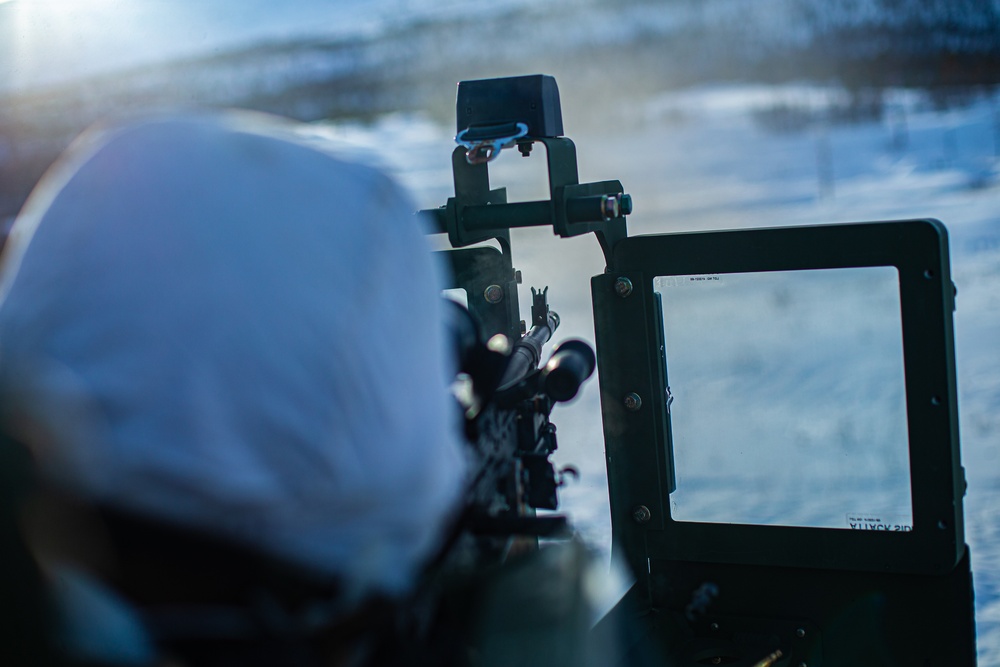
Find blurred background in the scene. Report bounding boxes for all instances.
[2,0,999,661]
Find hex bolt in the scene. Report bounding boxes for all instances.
[484,284,504,304]
[619,193,634,216]
[614,277,633,298]
[624,392,642,411]
[632,505,652,524]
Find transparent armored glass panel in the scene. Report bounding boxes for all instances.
[654,267,912,531]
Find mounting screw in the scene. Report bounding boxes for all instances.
[484,284,504,304]
[632,505,652,524]
[710,622,720,632]
[796,628,806,638]
[614,277,633,298]
[624,392,642,411]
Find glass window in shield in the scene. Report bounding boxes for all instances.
[653,267,912,531]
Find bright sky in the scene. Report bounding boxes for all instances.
[0,0,536,93]
[0,0,385,92]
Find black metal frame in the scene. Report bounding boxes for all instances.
[592,219,965,577]
[424,74,975,664]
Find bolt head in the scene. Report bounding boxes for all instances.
[624,392,642,411]
[614,277,633,298]
[632,505,652,524]
[484,284,504,304]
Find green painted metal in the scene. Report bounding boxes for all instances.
[446,245,521,342]
[591,219,975,666]
[423,140,627,267]
[426,75,976,666]
[593,220,964,576]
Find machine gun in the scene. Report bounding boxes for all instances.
[418,74,623,568]
[440,285,595,562]
[420,75,977,667]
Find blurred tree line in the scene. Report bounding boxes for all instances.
[2,0,999,222]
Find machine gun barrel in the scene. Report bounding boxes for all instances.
[498,310,560,390]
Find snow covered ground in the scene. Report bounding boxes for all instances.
[319,84,1000,662]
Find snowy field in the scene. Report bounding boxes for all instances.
[315,84,1000,662]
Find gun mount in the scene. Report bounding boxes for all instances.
[419,75,618,565]
[423,74,977,666]
[423,74,629,275]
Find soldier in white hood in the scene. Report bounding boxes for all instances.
[0,111,467,665]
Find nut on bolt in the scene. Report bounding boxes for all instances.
[632,505,652,524]
[624,392,642,411]
[484,284,504,304]
[619,193,633,216]
[614,277,633,298]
